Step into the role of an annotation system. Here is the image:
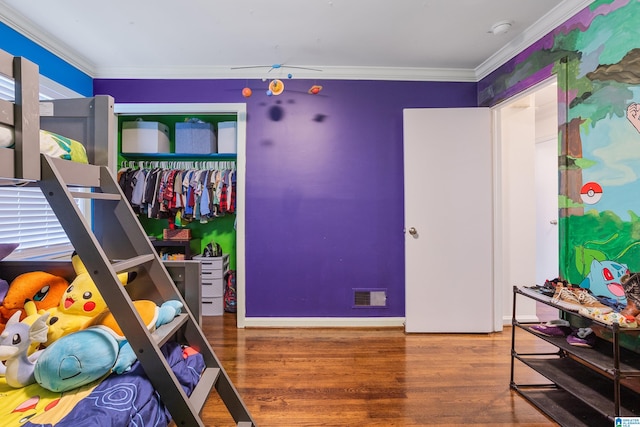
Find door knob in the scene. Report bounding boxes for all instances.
[550,220,558,225]
[408,227,417,236]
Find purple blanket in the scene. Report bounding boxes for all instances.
[25,341,205,427]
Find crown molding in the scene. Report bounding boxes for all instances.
[475,0,594,80]
[1,0,594,83]
[92,64,477,82]
[0,5,96,76]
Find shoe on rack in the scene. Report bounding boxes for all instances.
[520,285,554,300]
[573,288,613,313]
[551,285,583,311]
[578,307,639,328]
[566,327,596,348]
[529,319,572,337]
[544,277,568,289]
[620,272,640,319]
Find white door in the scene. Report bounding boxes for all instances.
[403,108,494,333]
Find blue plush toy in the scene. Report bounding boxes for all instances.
[34,300,183,392]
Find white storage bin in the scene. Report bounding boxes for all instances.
[217,121,237,154]
[121,120,170,153]
[202,296,223,316]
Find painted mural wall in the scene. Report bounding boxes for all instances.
[480,0,640,304]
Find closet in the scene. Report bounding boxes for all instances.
[114,103,247,325]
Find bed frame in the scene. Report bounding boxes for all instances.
[0,49,254,426]
[0,48,39,180]
[0,49,115,182]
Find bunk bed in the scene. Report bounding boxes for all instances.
[0,260,206,427]
[0,49,254,426]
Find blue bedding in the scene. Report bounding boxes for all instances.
[23,341,204,427]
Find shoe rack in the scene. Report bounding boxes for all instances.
[510,286,640,425]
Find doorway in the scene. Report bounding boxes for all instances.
[493,77,559,326]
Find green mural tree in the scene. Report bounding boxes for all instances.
[554,2,640,282]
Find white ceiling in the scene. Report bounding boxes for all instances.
[0,0,592,81]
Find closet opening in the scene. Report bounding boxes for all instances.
[113,103,248,327]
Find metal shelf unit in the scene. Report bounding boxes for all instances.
[511,286,640,426]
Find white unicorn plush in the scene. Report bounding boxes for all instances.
[0,309,49,387]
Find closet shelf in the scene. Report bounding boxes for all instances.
[515,321,640,375]
[513,388,615,427]
[121,153,236,160]
[515,357,640,418]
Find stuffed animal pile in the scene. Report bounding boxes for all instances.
[0,271,69,333]
[0,252,182,392]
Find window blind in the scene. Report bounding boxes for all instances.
[0,186,70,250]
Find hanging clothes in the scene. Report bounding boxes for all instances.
[118,160,236,224]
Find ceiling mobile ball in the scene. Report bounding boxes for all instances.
[308,85,323,95]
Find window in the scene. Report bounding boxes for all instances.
[0,185,76,258]
[0,74,85,259]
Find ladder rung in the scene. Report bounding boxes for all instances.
[69,191,121,200]
[46,155,101,187]
[189,367,221,413]
[155,313,189,347]
[112,254,155,272]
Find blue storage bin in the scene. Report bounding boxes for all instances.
[175,121,216,154]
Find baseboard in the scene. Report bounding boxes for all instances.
[242,317,406,328]
[503,314,539,325]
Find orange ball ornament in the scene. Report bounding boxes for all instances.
[242,87,252,98]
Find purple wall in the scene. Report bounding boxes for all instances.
[94,78,477,317]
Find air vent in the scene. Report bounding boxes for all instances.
[353,289,387,308]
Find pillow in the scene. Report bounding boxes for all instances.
[0,124,13,148]
[39,130,88,163]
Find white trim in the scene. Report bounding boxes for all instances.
[476,0,594,80]
[0,6,95,75]
[39,75,83,99]
[243,317,406,328]
[95,65,477,82]
[491,76,558,333]
[0,0,594,82]
[491,108,504,333]
[114,102,247,329]
[114,103,246,115]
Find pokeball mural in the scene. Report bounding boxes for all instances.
[580,181,603,204]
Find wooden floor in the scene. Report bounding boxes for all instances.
[199,309,561,427]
